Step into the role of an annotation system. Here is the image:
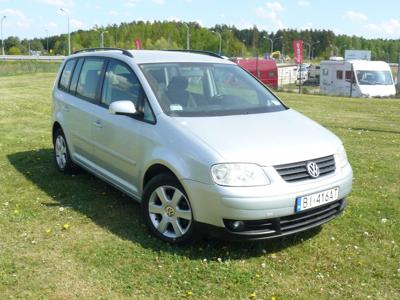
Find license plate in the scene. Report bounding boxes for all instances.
[295,187,339,212]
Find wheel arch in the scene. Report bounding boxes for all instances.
[52,121,63,144]
[142,163,182,192]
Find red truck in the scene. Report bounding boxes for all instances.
[231,58,278,89]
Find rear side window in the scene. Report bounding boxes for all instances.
[101,60,140,107]
[69,58,84,94]
[59,59,76,91]
[76,58,105,101]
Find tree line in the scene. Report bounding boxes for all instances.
[2,20,400,62]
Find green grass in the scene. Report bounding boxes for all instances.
[0,72,399,299]
[0,61,61,77]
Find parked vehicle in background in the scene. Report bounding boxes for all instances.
[305,64,320,85]
[296,64,309,84]
[320,57,395,97]
[52,48,352,244]
[231,58,278,89]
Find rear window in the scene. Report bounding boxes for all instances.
[59,59,76,91]
[76,58,106,101]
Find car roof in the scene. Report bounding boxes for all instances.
[71,49,234,65]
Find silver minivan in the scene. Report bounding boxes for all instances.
[52,48,353,244]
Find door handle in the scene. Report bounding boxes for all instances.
[94,120,103,128]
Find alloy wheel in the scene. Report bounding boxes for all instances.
[55,135,67,169]
[148,185,192,239]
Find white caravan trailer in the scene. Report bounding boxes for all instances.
[320,58,396,97]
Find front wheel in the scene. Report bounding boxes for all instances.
[142,174,196,244]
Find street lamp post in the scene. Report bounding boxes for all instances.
[212,31,222,55]
[100,31,108,48]
[330,44,339,57]
[265,35,282,55]
[1,16,6,56]
[45,29,49,53]
[342,44,347,57]
[304,40,320,61]
[311,41,320,60]
[114,25,118,47]
[59,8,70,55]
[304,42,311,60]
[183,23,190,50]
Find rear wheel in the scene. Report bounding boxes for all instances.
[53,129,80,174]
[142,174,195,244]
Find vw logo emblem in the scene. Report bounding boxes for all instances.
[165,206,175,217]
[306,161,320,178]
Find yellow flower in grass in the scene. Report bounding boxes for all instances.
[63,223,70,230]
[272,296,277,300]
[249,292,256,299]
[186,290,193,297]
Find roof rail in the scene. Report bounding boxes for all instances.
[73,48,133,58]
[165,49,223,59]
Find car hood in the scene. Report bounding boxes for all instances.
[173,109,341,166]
[359,84,396,97]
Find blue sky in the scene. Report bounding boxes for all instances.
[1,0,399,39]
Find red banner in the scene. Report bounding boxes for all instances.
[135,38,142,50]
[293,40,303,64]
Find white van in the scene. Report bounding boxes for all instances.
[320,58,396,98]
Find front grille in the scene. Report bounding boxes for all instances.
[223,199,344,237]
[275,155,336,182]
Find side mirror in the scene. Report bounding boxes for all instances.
[109,101,138,116]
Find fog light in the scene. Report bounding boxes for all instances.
[230,221,245,232]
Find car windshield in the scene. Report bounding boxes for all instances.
[356,70,393,85]
[139,63,286,117]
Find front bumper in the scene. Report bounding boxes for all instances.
[196,199,346,241]
[181,163,353,230]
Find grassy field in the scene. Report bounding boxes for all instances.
[0,61,61,77]
[0,72,399,299]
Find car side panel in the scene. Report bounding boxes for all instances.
[91,105,160,198]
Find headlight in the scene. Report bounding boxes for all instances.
[211,163,270,187]
[337,144,348,168]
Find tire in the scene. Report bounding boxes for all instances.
[53,129,80,174]
[142,174,196,244]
